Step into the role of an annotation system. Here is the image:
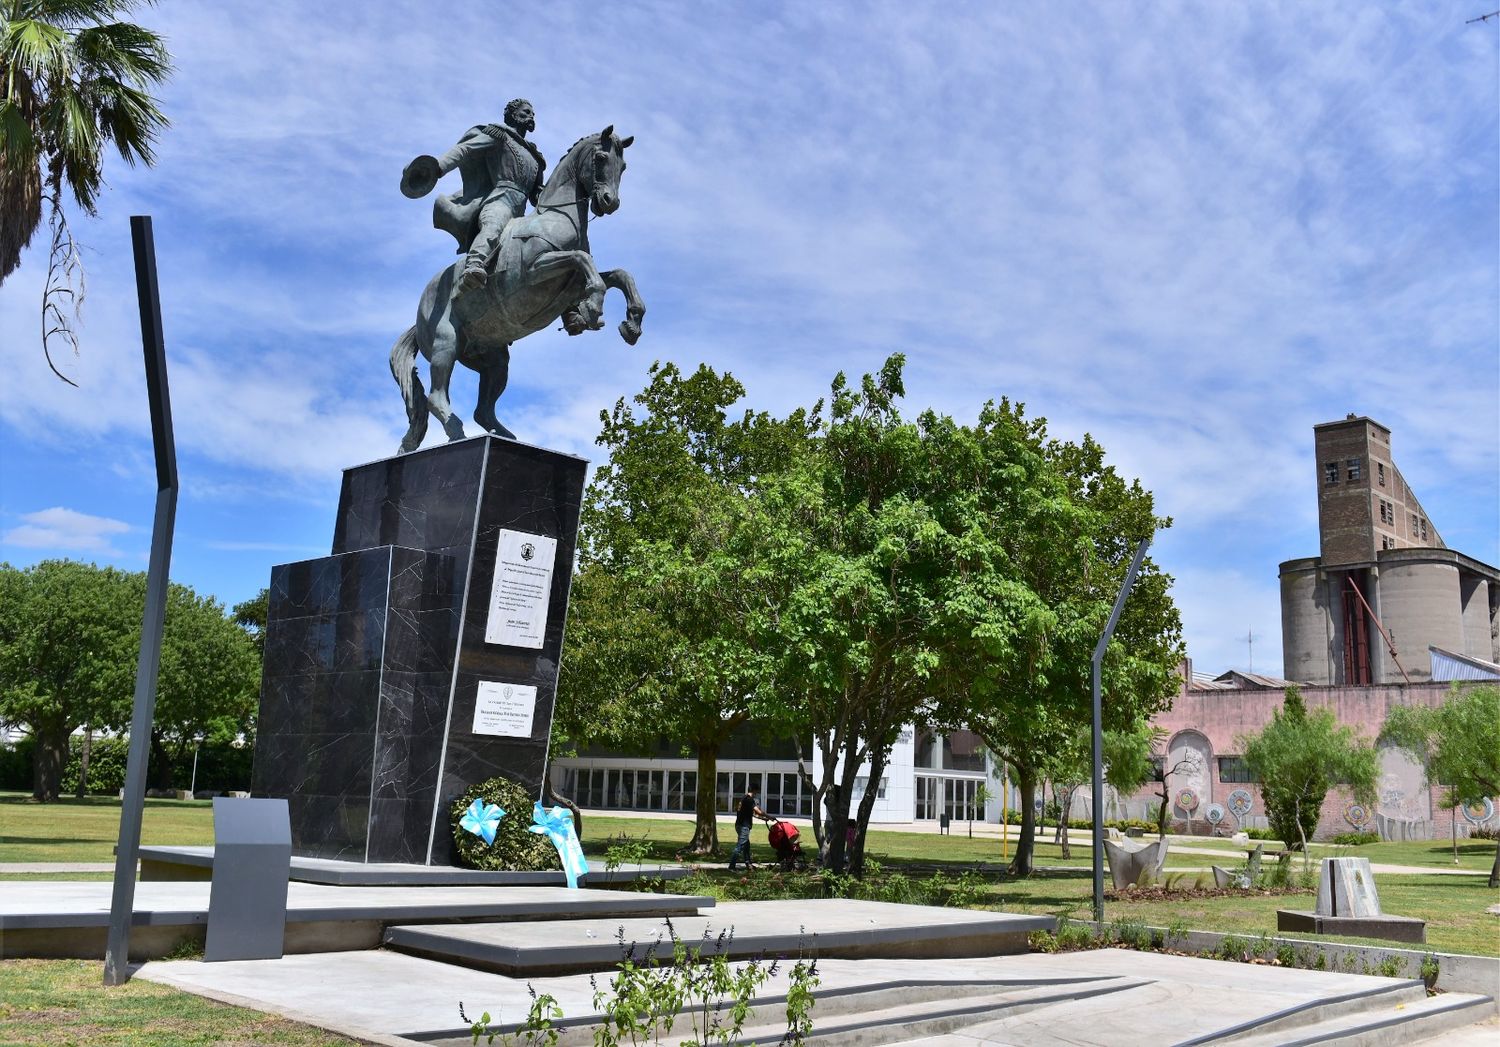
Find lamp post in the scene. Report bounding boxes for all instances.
[1091,536,1152,925]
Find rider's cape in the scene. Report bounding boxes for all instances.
[433,125,546,252]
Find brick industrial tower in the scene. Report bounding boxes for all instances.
[1279,415,1499,684]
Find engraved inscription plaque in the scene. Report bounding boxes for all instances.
[472,680,538,738]
[485,528,557,648]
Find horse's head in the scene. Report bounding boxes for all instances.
[584,125,632,217]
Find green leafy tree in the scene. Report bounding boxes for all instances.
[232,587,268,662]
[148,584,260,789]
[746,357,1025,875]
[943,406,1182,876]
[0,559,138,799]
[1,0,171,380]
[1242,686,1379,863]
[555,362,814,854]
[1381,685,1500,888]
[0,559,260,799]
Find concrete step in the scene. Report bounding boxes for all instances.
[445,976,1147,1047]
[383,899,1052,976]
[1179,978,1428,1044]
[1225,990,1495,1047]
[726,977,1149,1047]
[0,879,713,960]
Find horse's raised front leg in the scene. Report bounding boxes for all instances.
[426,319,467,443]
[600,268,646,345]
[473,344,515,439]
[530,250,607,334]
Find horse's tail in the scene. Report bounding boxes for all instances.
[390,325,427,452]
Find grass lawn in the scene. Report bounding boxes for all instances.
[968,868,1499,958]
[0,792,214,864]
[0,959,360,1046]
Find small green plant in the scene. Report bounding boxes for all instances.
[463,986,562,1047]
[1373,956,1404,979]
[1275,943,1297,968]
[1053,918,1098,951]
[945,870,987,909]
[1028,929,1059,953]
[1163,918,1190,950]
[1215,934,1251,962]
[604,836,654,874]
[1330,831,1380,846]
[1420,953,1440,988]
[1108,918,1151,950]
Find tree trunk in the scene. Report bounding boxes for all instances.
[148,732,174,791]
[1489,838,1499,890]
[824,757,861,875]
[32,724,69,802]
[1155,776,1170,843]
[1009,766,1038,877]
[1059,785,1073,860]
[75,724,92,799]
[685,741,720,855]
[848,747,887,879]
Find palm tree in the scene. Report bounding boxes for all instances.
[1,0,170,383]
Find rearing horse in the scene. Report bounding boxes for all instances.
[390,126,645,453]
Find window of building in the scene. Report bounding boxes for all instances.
[1378,500,1389,524]
[1411,513,1420,536]
[1218,756,1256,783]
[1346,458,1361,481]
[1419,518,1428,541]
[1377,462,1385,487]
[1324,462,1339,485]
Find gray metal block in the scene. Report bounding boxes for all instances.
[204,797,291,962]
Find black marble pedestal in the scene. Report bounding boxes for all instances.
[251,435,586,865]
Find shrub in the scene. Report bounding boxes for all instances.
[1469,826,1500,841]
[0,738,33,790]
[450,775,561,872]
[1245,827,1279,840]
[1330,831,1380,846]
[62,736,130,794]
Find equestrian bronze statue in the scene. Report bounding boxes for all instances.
[392,110,644,452]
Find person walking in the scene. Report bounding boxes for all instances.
[727,786,767,871]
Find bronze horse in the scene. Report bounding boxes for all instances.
[390,127,644,452]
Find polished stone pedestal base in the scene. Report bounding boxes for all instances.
[252,436,585,865]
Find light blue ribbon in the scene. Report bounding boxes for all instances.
[528,802,588,888]
[460,798,505,846]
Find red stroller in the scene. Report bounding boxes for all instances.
[763,816,807,871]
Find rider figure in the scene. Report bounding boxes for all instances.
[430,98,547,294]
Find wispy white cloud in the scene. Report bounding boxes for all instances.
[0,0,1494,665]
[2,507,131,555]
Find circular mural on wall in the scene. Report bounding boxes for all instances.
[1175,788,1199,812]
[1344,802,1372,829]
[1227,789,1253,818]
[1204,802,1226,825]
[1461,798,1495,826]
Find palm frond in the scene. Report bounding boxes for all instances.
[72,20,171,85]
[2,18,70,80]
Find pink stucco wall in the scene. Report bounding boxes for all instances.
[1126,681,1469,842]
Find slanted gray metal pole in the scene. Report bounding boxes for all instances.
[1091,535,1151,925]
[104,216,178,985]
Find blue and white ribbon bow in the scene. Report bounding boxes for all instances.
[460,798,505,845]
[528,802,589,888]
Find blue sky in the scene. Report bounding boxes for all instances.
[1,1,1496,676]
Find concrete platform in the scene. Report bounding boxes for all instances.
[1277,907,1428,944]
[0,880,713,960]
[135,945,1496,1047]
[383,899,1053,975]
[136,845,690,887]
